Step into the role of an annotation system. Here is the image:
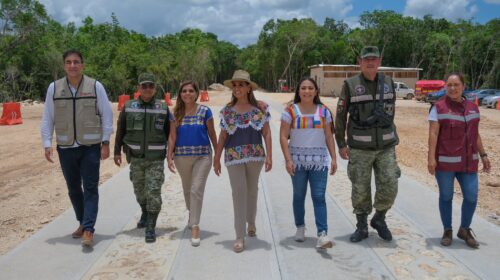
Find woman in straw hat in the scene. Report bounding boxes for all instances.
[167,81,217,247]
[213,69,272,253]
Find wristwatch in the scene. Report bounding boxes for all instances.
[102,140,110,145]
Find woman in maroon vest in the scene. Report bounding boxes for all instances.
[427,73,491,248]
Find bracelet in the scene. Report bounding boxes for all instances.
[480,153,488,158]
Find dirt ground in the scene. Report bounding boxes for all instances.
[1,91,499,256]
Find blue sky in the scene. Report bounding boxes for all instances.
[39,0,499,47]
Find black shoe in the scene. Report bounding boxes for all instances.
[350,214,369,242]
[145,229,156,243]
[370,210,393,241]
[145,212,159,243]
[137,205,147,229]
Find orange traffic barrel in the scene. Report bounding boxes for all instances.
[0,102,23,125]
[165,92,173,106]
[118,94,130,111]
[134,92,140,100]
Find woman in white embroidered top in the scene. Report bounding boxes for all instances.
[214,70,272,253]
[279,77,337,250]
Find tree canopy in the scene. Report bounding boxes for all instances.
[0,1,498,101]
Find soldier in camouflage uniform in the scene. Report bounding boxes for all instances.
[335,46,401,243]
[114,73,171,243]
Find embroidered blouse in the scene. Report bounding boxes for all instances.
[220,104,271,166]
[281,104,333,170]
[171,105,213,156]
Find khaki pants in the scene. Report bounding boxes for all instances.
[174,155,212,226]
[227,161,264,239]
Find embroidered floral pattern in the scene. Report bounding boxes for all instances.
[225,144,265,165]
[219,105,270,135]
[289,146,329,170]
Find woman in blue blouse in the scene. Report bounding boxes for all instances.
[213,70,272,253]
[167,81,217,247]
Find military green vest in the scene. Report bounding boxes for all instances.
[123,98,169,160]
[346,74,399,150]
[53,75,102,146]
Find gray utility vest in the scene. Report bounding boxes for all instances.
[346,73,399,150]
[123,99,169,160]
[53,75,102,146]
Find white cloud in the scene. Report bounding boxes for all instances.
[38,0,354,46]
[403,0,478,20]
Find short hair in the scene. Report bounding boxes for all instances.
[63,49,84,63]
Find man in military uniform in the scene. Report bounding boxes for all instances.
[41,49,114,247]
[114,73,170,243]
[335,46,401,242]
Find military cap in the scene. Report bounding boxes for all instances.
[138,73,156,85]
[360,46,380,58]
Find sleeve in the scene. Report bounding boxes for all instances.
[219,107,228,131]
[263,103,271,123]
[205,107,213,121]
[334,82,350,148]
[96,81,114,141]
[280,108,292,124]
[325,107,333,123]
[114,110,127,156]
[428,106,438,122]
[40,83,55,148]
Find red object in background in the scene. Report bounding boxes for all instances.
[282,85,289,92]
[200,90,209,102]
[164,92,173,106]
[134,92,140,100]
[118,94,130,111]
[0,102,23,125]
[415,80,446,101]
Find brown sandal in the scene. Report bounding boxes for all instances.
[233,238,245,253]
[247,224,256,237]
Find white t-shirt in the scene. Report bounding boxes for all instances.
[428,106,438,122]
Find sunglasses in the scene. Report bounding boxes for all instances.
[141,83,155,89]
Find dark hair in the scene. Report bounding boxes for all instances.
[174,81,199,125]
[293,77,322,104]
[444,72,465,85]
[63,49,84,63]
[228,81,260,109]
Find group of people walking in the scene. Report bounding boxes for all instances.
[40,46,491,253]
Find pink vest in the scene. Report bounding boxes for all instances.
[435,96,480,173]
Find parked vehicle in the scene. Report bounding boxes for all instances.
[466,89,500,104]
[394,82,415,99]
[415,80,445,102]
[482,93,500,108]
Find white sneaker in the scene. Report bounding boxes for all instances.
[316,231,333,249]
[295,226,305,242]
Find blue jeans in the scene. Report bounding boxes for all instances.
[291,167,328,235]
[435,171,478,230]
[57,144,100,232]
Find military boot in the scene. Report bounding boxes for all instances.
[370,210,393,241]
[137,204,147,229]
[145,212,159,243]
[350,214,369,242]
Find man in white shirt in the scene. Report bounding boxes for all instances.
[40,49,113,247]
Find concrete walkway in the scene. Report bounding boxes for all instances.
[1,93,499,280]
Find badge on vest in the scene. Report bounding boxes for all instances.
[131,102,140,108]
[80,92,94,97]
[384,84,390,94]
[155,117,165,130]
[354,85,365,95]
[385,104,394,115]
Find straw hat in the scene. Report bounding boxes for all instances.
[223,70,259,90]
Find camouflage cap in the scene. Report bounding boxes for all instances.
[138,73,156,84]
[360,46,380,58]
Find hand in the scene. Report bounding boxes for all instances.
[330,160,337,175]
[285,160,295,176]
[100,144,110,160]
[428,157,437,175]
[44,147,54,163]
[482,157,491,173]
[213,159,221,176]
[114,155,122,166]
[265,155,272,172]
[167,158,176,173]
[339,147,349,160]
